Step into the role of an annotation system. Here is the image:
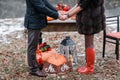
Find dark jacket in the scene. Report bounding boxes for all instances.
[76,0,106,35]
[24,0,58,30]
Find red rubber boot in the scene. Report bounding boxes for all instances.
[77,48,95,74]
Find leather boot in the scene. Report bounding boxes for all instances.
[77,48,95,74]
[29,69,47,77]
[29,59,47,77]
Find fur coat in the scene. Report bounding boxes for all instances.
[76,0,106,35]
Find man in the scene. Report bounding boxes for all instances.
[24,0,66,77]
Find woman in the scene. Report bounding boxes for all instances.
[63,0,106,74]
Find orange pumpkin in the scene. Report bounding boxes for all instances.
[46,53,67,66]
[36,48,57,64]
[47,16,54,21]
[36,43,66,66]
[40,49,57,61]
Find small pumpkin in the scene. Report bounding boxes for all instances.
[36,43,66,66]
[40,49,57,61]
[46,53,67,66]
[47,16,54,21]
[36,46,57,64]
